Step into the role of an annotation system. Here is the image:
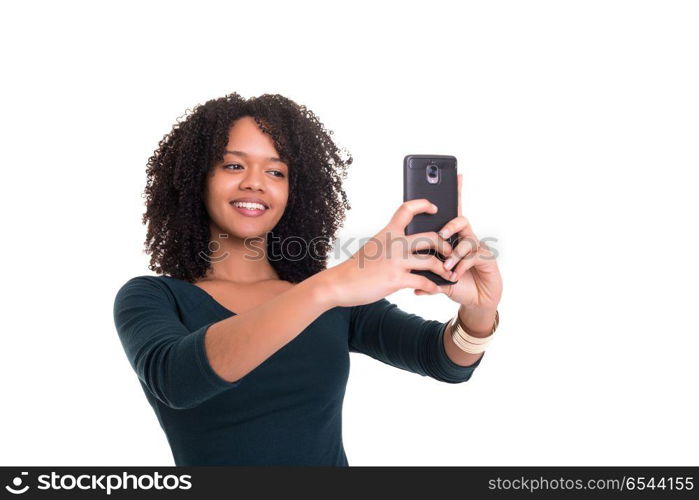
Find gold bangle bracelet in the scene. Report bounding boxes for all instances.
[453,322,491,344]
[451,320,491,354]
[449,309,499,354]
[451,331,488,353]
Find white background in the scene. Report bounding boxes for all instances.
[1,0,697,466]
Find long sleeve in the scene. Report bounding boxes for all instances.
[113,276,240,410]
[348,298,484,384]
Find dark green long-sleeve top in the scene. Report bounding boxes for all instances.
[112,274,484,466]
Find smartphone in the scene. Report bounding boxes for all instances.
[403,154,459,286]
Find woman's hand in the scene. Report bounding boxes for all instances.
[323,198,456,308]
[415,174,503,312]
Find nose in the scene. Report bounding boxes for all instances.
[239,166,265,191]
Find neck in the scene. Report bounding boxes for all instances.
[203,227,279,284]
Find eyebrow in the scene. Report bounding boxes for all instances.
[224,150,284,163]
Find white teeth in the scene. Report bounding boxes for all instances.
[232,201,266,210]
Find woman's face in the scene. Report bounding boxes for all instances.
[204,116,289,240]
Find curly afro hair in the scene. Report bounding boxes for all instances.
[142,92,353,284]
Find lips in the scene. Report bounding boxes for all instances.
[230,199,269,218]
[230,197,269,208]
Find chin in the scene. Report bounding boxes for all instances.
[223,216,277,238]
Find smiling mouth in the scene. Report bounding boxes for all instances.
[231,200,268,210]
[230,201,269,217]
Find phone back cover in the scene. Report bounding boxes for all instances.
[403,154,459,285]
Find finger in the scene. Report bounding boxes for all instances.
[416,285,449,296]
[405,254,455,281]
[449,248,480,281]
[405,231,454,257]
[388,199,438,234]
[443,235,480,271]
[438,214,474,240]
[403,273,441,294]
[453,240,500,281]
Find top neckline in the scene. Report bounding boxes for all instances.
[162,275,238,316]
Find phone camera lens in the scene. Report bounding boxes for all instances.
[426,164,440,184]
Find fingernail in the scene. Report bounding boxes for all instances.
[444,256,456,270]
[440,229,450,238]
[432,204,438,211]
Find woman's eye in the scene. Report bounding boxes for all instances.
[223,164,284,178]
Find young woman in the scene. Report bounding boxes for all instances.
[113,92,503,466]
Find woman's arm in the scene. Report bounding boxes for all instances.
[113,273,337,410]
[349,298,485,384]
[203,272,336,384]
[442,305,497,366]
